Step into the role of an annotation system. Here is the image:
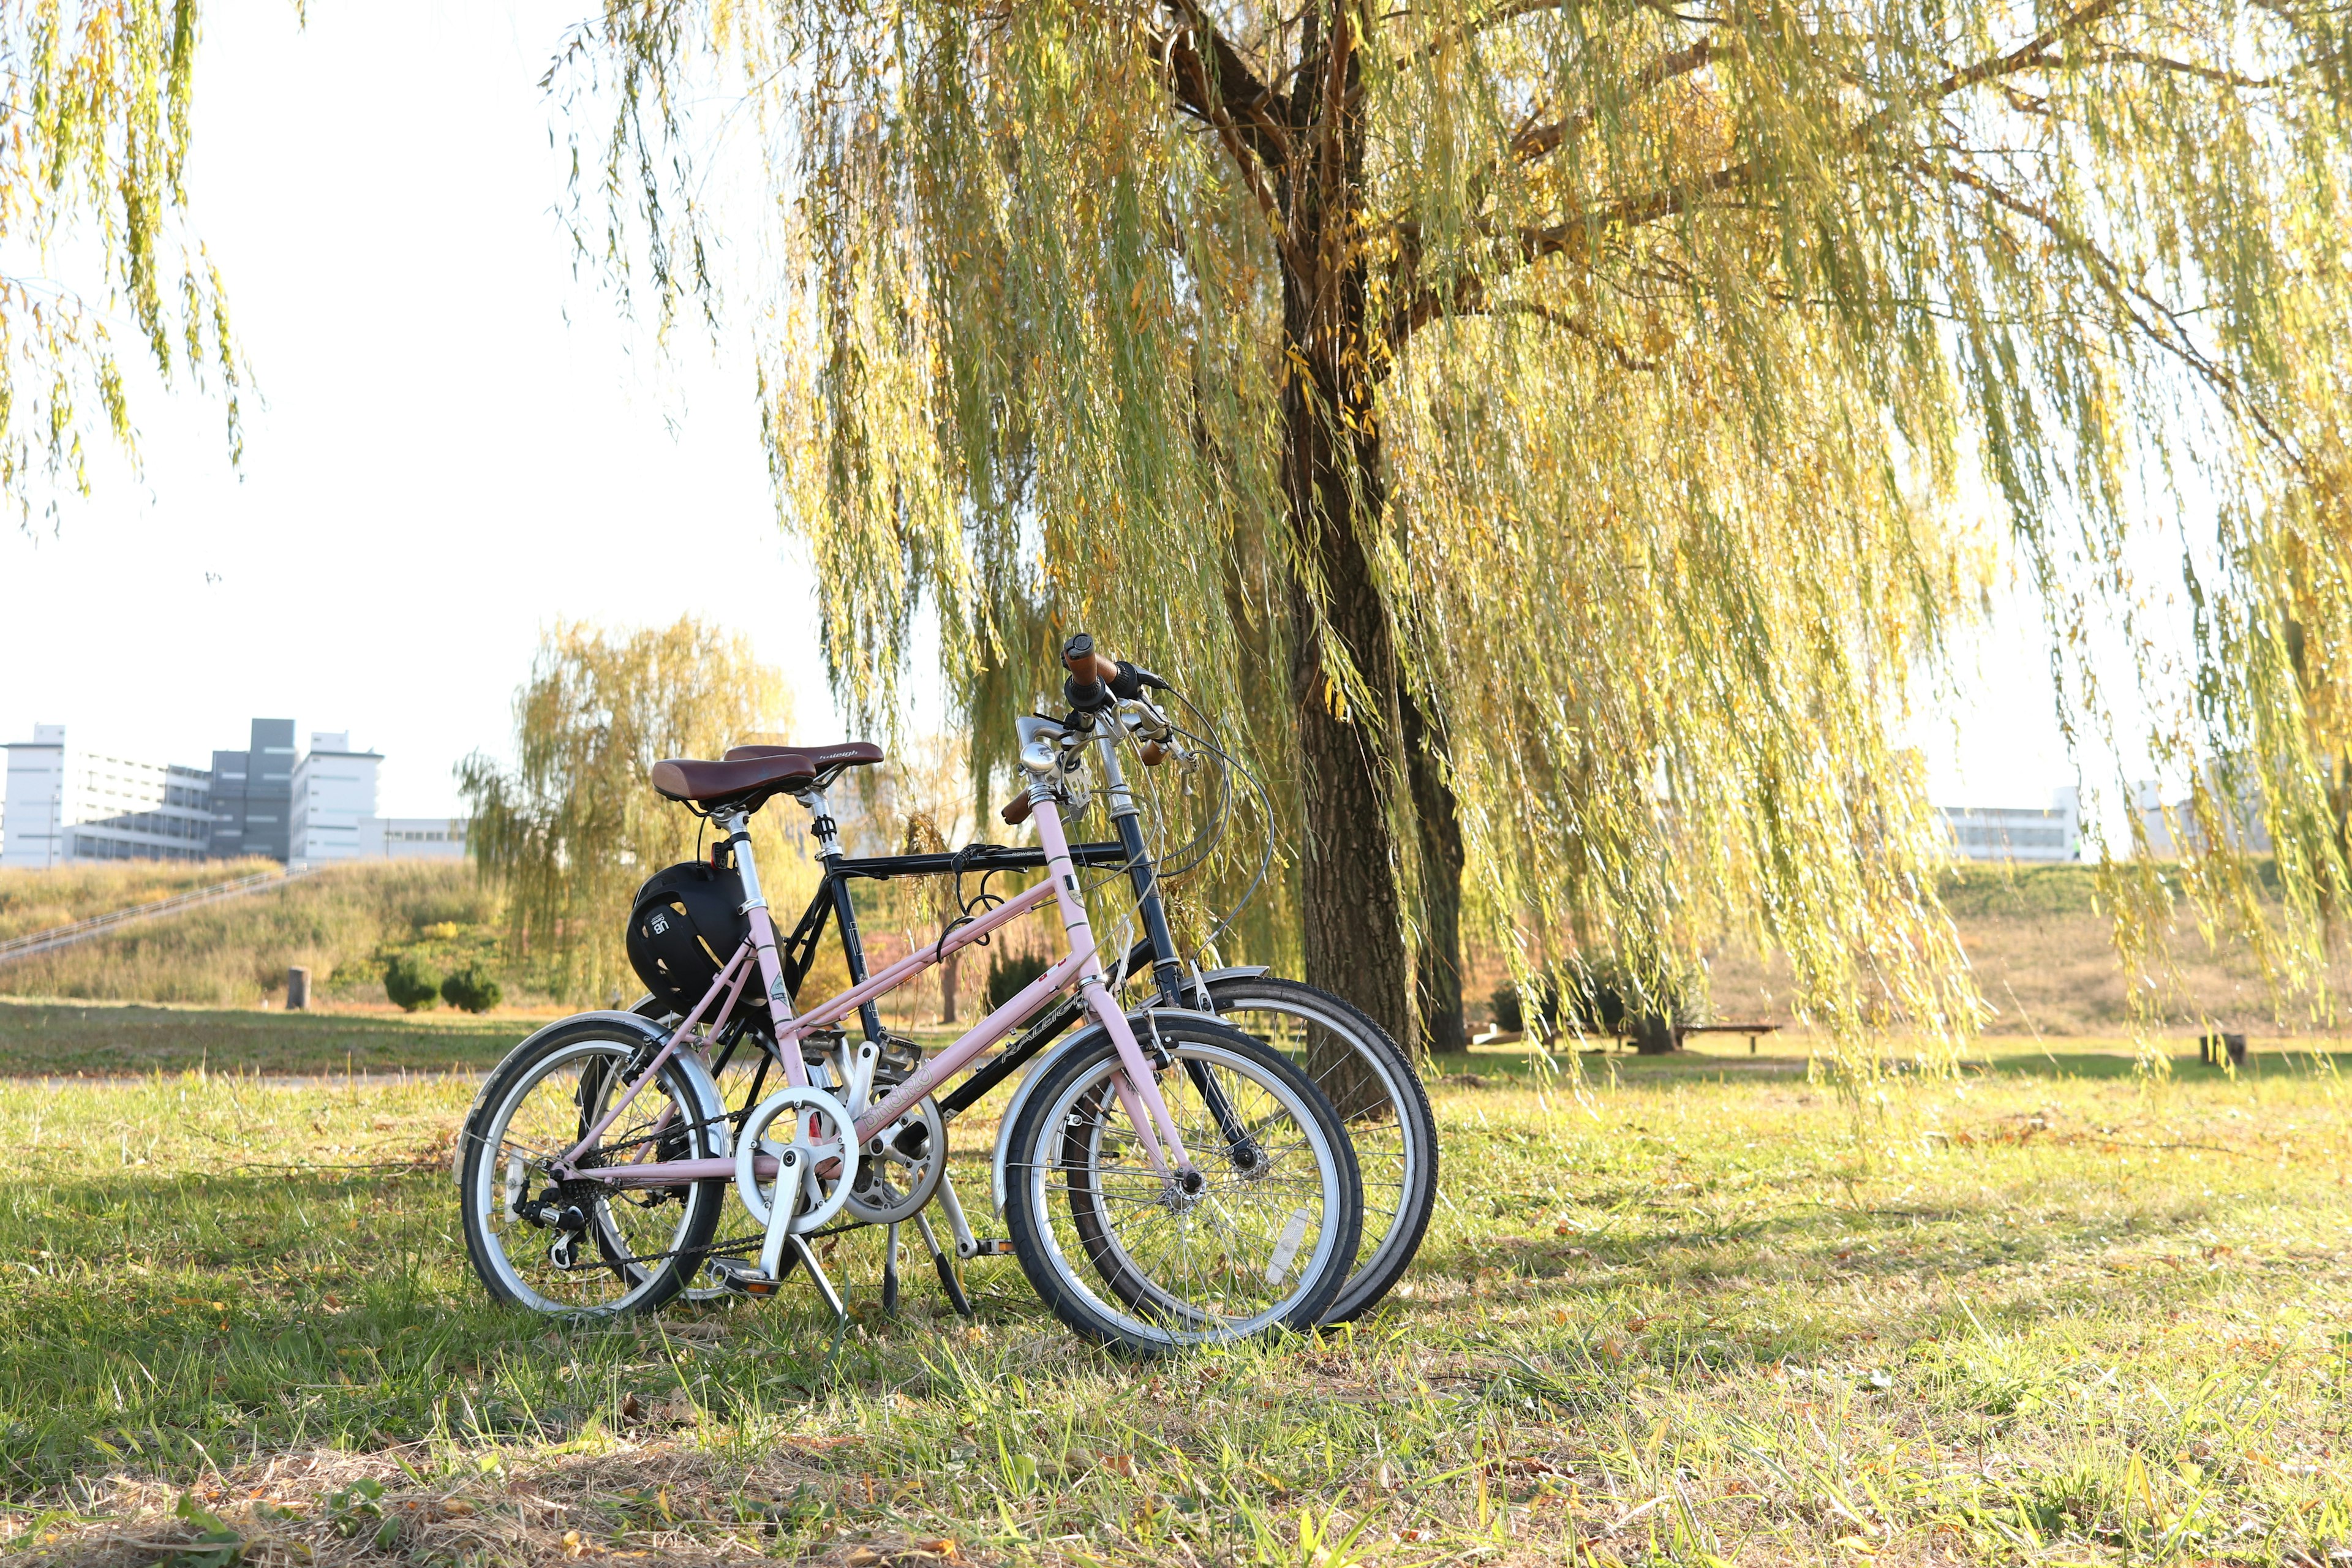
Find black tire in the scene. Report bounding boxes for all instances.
[1004,1018,1361,1354]
[1192,976,1438,1322]
[459,1018,726,1317]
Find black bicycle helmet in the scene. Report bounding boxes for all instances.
[625,861,750,1014]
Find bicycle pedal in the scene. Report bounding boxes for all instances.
[707,1256,783,1298]
[963,1238,1016,1258]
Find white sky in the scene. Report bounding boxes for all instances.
[0,1,2077,820]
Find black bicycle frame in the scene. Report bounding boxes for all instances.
[759,837,1183,1128]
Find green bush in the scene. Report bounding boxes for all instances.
[984,949,1053,1014]
[439,965,503,1014]
[382,952,441,1012]
[1488,978,1558,1038]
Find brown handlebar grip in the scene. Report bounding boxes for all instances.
[1001,792,1035,826]
[1061,634,1119,686]
[1139,740,1169,767]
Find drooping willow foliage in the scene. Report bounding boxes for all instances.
[0,0,243,522]
[459,618,812,1006]
[562,0,2352,1066]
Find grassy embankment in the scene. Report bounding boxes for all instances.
[1698,861,2352,1039]
[0,1040,2346,1566]
[0,862,504,1011]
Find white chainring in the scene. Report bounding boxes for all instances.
[733,1084,860,1234]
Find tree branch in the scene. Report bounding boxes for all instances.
[1156,0,1292,167]
[1509,35,1719,165]
[1384,0,2136,349]
[1477,300,1664,370]
[1917,157,2302,466]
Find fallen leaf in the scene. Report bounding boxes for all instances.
[561,1528,586,1559]
[910,1541,962,1561]
[846,1550,884,1567]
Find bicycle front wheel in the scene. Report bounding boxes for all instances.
[1004,1019,1360,1353]
[1193,976,1437,1323]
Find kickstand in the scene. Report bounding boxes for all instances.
[914,1211,973,1318]
[881,1221,902,1316]
[790,1234,848,1324]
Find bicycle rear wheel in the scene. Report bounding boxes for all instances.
[459,1019,726,1317]
[1004,1019,1360,1353]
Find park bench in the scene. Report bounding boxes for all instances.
[1675,1022,1782,1054]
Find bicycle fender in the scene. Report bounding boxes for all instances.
[450,1009,728,1186]
[988,1006,1227,1212]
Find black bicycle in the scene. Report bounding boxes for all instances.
[635,635,1437,1325]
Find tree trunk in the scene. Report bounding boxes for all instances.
[1631,1012,1680,1054]
[1284,456,1412,1052]
[1402,686,1466,1056]
[938,948,959,1025]
[1276,10,1415,1071]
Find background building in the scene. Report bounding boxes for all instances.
[289,733,384,867]
[1940,787,2082,863]
[206,719,298,861]
[2,727,216,867]
[2135,771,2273,857]
[1,719,464,868]
[361,817,470,861]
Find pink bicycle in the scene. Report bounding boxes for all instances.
[456,696,1363,1351]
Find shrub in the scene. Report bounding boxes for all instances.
[1488,977,1559,1039]
[984,949,1053,1014]
[383,952,441,1011]
[440,965,504,1014]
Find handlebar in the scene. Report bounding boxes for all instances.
[1061,631,1171,714]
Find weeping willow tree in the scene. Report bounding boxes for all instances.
[459,617,810,1005]
[564,0,2352,1060]
[0,0,243,522]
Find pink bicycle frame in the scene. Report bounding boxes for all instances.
[552,789,1195,1190]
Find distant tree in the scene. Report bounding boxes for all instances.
[0,1,244,525]
[439,965,503,1014]
[382,952,440,1012]
[458,617,800,1006]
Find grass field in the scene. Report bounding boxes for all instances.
[0,1034,2346,1566]
[0,999,534,1078]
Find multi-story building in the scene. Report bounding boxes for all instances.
[1,726,217,866]
[289,733,383,866]
[1940,787,2082,863]
[1,719,461,868]
[206,718,297,862]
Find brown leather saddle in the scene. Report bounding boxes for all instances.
[648,740,883,809]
